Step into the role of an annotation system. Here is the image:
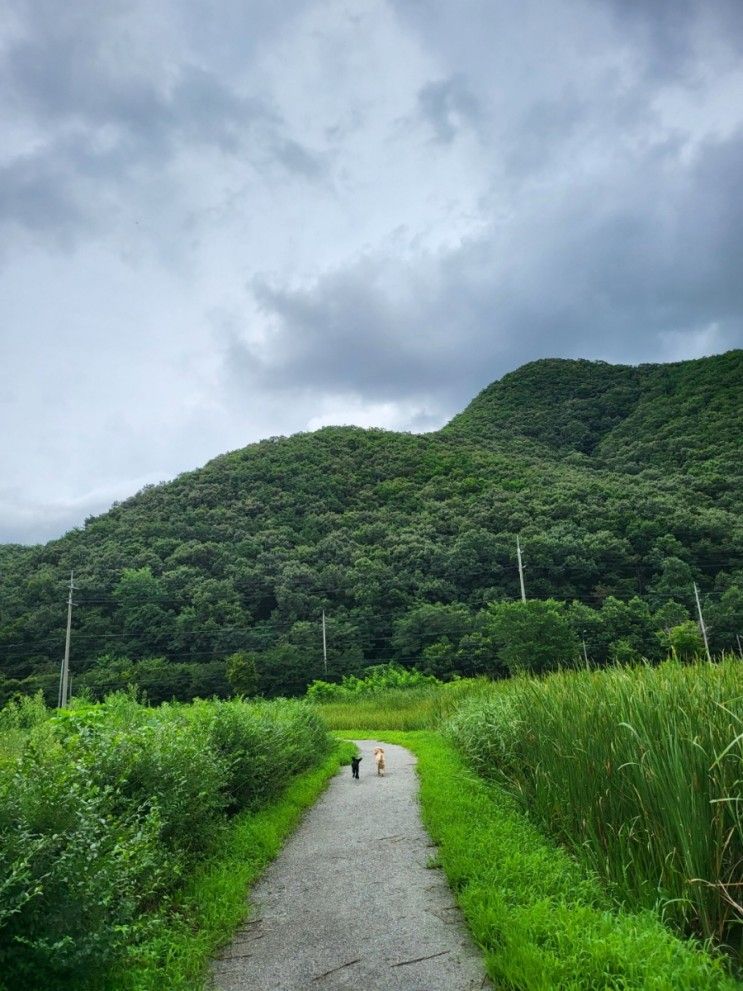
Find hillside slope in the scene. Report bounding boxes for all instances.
[446,350,741,481]
[1,352,741,700]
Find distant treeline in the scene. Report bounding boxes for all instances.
[1,352,741,703]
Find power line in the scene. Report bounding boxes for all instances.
[1,584,738,652]
[5,614,742,663]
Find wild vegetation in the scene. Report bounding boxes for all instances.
[1,352,741,703]
[320,655,743,984]
[446,660,743,960]
[1,353,740,987]
[373,731,739,991]
[0,693,333,991]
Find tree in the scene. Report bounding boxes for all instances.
[190,661,231,699]
[608,638,641,664]
[658,621,705,662]
[648,557,695,611]
[226,651,259,697]
[79,655,135,700]
[455,629,504,678]
[484,599,579,675]
[112,568,175,657]
[392,603,474,663]
[256,643,323,697]
[420,640,458,679]
[566,601,607,663]
[653,600,690,633]
[599,596,656,660]
[134,657,193,704]
[706,586,743,654]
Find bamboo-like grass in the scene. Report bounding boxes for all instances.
[447,658,743,961]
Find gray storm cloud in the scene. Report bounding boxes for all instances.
[230,126,743,407]
[1,0,742,542]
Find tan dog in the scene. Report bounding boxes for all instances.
[373,747,386,776]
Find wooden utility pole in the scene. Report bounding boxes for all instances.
[516,535,526,603]
[693,582,712,664]
[58,571,75,707]
[322,609,328,676]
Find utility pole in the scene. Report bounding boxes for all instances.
[516,535,526,603]
[581,634,589,669]
[322,609,328,676]
[58,571,75,708]
[736,634,742,660]
[693,582,712,664]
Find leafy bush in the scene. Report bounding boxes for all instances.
[0,693,330,989]
[0,735,167,990]
[191,697,329,812]
[70,709,226,860]
[0,691,49,733]
[306,662,440,701]
[658,620,706,661]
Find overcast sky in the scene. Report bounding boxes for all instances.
[2,0,742,543]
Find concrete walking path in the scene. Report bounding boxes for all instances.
[210,739,491,991]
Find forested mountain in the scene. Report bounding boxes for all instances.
[1,351,741,702]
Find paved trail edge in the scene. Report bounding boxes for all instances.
[210,739,491,991]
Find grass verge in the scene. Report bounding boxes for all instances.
[336,729,739,990]
[107,740,355,991]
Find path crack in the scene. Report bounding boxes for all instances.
[311,957,362,981]
[390,949,450,968]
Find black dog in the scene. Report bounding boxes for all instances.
[351,756,362,779]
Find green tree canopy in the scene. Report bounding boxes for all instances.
[485,599,579,675]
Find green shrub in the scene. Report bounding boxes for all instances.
[52,699,226,861]
[0,693,331,989]
[307,662,440,702]
[0,739,167,990]
[191,697,329,812]
[0,691,49,733]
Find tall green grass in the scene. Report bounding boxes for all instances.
[314,677,491,730]
[447,659,743,960]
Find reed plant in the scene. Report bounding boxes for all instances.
[447,659,743,960]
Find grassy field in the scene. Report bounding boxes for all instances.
[2,656,740,989]
[312,676,490,730]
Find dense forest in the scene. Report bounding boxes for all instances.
[1,351,741,703]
